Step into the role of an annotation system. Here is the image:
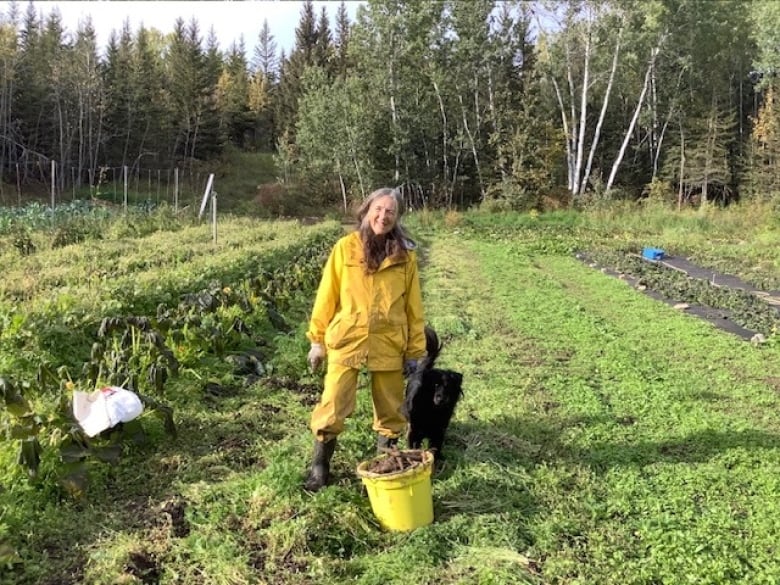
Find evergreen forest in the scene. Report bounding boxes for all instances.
[2,0,780,211]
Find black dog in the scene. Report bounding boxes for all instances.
[401,326,463,458]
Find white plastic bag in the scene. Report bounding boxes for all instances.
[73,386,144,437]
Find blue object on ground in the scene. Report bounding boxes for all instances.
[642,247,665,261]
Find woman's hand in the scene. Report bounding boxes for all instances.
[308,343,326,372]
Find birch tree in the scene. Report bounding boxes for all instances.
[70,19,103,191]
[295,67,374,206]
[536,0,628,198]
[646,0,753,203]
[662,103,735,207]
[351,0,448,192]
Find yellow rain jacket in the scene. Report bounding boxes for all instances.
[307,231,426,370]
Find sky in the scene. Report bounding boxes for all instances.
[21,1,363,55]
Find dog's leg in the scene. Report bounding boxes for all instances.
[428,428,446,459]
[407,427,424,449]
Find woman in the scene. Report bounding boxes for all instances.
[304,187,426,492]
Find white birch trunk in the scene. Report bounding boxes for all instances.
[432,78,449,196]
[550,77,574,192]
[458,93,485,200]
[388,46,400,184]
[606,46,659,193]
[342,111,366,199]
[652,67,683,179]
[336,159,348,212]
[572,26,592,196]
[677,126,685,211]
[581,28,622,196]
[566,42,578,192]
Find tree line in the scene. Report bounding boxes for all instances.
[1,0,780,210]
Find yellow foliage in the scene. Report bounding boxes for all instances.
[248,74,269,113]
[444,210,462,227]
[752,86,779,148]
[215,70,232,108]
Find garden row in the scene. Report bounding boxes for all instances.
[583,249,780,337]
[443,210,780,339]
[0,216,341,499]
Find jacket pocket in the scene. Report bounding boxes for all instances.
[325,314,359,351]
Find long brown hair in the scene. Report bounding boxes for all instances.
[356,188,414,274]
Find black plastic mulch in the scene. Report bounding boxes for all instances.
[578,252,778,341]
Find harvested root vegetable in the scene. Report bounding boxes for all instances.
[365,449,427,474]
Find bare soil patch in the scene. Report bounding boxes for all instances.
[264,375,321,405]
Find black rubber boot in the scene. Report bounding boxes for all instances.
[376,434,399,453]
[303,439,336,492]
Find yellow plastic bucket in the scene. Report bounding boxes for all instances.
[356,450,434,532]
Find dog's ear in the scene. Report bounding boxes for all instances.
[443,371,463,386]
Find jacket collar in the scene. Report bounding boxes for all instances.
[346,231,408,270]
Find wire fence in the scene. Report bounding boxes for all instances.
[0,162,214,211]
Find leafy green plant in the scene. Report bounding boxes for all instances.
[2,208,780,584]
[0,377,44,478]
[89,316,179,395]
[1,364,177,499]
[11,228,35,256]
[586,248,780,335]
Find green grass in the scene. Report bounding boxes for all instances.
[211,149,279,214]
[416,233,780,584]
[1,204,780,584]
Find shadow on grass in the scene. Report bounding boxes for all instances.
[572,427,780,470]
[14,382,780,584]
[419,410,780,569]
[447,412,780,475]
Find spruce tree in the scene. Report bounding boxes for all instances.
[275,0,319,141]
[253,19,278,82]
[219,38,252,148]
[102,23,135,165]
[250,19,277,150]
[334,1,351,79]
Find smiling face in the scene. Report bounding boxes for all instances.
[367,194,398,236]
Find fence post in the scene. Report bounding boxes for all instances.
[211,191,218,244]
[51,160,56,209]
[123,165,128,213]
[198,173,215,220]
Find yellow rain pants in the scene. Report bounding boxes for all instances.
[310,362,405,443]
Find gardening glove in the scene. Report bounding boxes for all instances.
[308,343,326,372]
[403,359,418,377]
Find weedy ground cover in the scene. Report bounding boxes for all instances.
[418,230,780,584]
[1,204,779,584]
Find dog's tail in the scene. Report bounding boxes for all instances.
[421,325,443,370]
